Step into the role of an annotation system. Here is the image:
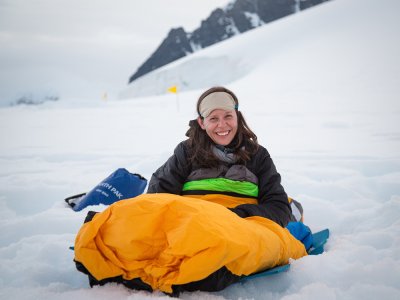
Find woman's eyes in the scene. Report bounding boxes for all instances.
[209,115,233,122]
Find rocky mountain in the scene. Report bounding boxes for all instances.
[128,0,331,83]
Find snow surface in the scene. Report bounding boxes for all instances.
[1,0,400,299]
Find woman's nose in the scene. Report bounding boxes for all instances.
[217,119,226,127]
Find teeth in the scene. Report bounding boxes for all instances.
[216,131,229,136]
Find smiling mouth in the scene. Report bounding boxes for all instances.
[216,131,230,136]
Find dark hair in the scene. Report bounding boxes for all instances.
[186,86,259,168]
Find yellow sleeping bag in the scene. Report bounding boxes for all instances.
[74,193,307,293]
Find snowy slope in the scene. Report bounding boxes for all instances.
[120,0,400,102]
[1,0,400,299]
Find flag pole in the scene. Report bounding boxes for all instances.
[167,85,179,112]
[176,92,180,112]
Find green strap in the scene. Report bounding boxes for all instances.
[182,178,259,197]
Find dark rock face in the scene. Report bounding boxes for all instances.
[130,27,192,83]
[300,0,330,10]
[190,8,236,49]
[128,0,331,83]
[256,0,296,24]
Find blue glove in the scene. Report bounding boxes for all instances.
[286,221,313,250]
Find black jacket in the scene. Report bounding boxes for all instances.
[147,140,292,227]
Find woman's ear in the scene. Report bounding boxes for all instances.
[197,116,205,130]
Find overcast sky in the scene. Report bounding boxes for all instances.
[0,0,228,105]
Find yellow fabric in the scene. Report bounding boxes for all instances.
[183,193,257,208]
[74,193,307,293]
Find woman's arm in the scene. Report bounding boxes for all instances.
[147,142,191,194]
[229,146,292,227]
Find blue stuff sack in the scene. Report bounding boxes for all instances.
[65,168,147,211]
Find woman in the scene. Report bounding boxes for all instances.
[74,87,309,295]
[148,86,301,227]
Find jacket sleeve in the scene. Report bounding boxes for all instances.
[229,146,292,227]
[147,142,191,194]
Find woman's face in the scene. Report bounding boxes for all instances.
[197,109,238,146]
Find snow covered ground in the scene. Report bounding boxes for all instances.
[1,0,399,299]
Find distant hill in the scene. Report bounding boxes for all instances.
[128,0,331,83]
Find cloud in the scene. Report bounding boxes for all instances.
[0,0,228,104]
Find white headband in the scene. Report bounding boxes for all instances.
[199,92,237,118]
